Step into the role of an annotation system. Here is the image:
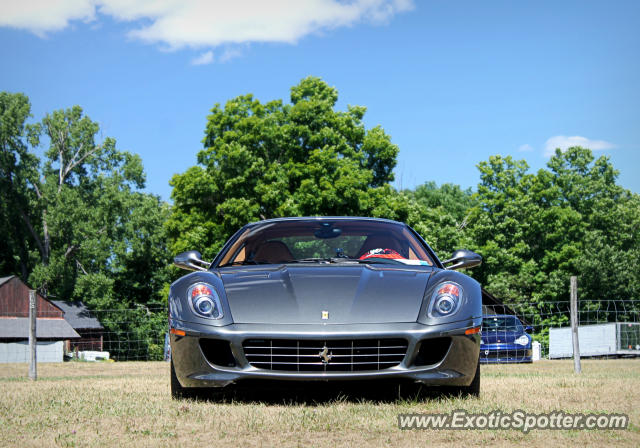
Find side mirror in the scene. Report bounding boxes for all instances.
[442,249,482,270]
[525,325,533,333]
[174,250,211,271]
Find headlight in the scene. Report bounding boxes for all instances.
[188,283,223,319]
[515,335,530,346]
[428,282,463,318]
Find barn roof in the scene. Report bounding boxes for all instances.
[0,276,15,287]
[0,318,80,339]
[51,301,103,330]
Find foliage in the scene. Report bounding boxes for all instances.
[15,103,173,309]
[167,76,406,261]
[1,92,171,358]
[96,306,168,361]
[0,92,40,278]
[402,181,476,259]
[468,147,640,317]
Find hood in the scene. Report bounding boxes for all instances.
[481,330,526,344]
[220,265,433,324]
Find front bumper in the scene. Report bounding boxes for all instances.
[170,318,481,388]
[480,344,532,363]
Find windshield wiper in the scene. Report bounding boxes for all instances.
[219,260,270,267]
[286,257,364,264]
[344,257,405,265]
[261,257,412,266]
[287,257,404,265]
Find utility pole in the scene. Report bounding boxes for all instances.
[570,276,581,374]
[28,290,37,380]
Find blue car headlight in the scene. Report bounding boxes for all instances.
[515,335,529,346]
[187,283,224,319]
[428,282,463,318]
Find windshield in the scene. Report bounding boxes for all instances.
[217,219,434,267]
[482,316,524,332]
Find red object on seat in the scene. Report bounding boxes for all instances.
[359,248,404,260]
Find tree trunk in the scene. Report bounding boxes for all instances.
[42,209,50,266]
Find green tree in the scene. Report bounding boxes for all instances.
[167,77,405,259]
[1,94,171,358]
[469,147,640,319]
[0,93,40,278]
[403,182,476,258]
[1,95,171,309]
[28,105,171,308]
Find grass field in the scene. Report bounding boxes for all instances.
[0,359,638,447]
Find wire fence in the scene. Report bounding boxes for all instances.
[0,303,168,363]
[1,298,639,364]
[89,307,168,361]
[483,299,640,359]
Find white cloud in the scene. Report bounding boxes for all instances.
[544,135,616,157]
[0,0,95,36]
[218,48,242,63]
[191,50,214,65]
[518,144,534,152]
[120,0,414,49]
[1,1,414,51]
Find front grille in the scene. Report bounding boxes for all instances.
[242,338,408,372]
[481,349,531,359]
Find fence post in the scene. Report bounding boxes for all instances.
[570,276,581,373]
[28,289,37,380]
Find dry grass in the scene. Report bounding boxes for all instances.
[0,359,638,447]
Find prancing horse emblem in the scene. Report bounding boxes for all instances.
[319,345,332,364]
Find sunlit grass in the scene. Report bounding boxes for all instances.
[0,359,638,447]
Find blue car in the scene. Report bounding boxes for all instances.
[480,315,532,363]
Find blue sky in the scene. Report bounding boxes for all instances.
[1,0,639,202]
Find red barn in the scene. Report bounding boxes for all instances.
[0,276,79,362]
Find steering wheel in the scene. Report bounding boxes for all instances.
[359,248,404,260]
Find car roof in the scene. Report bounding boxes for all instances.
[244,216,406,227]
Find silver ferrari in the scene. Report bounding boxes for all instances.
[169,217,483,398]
